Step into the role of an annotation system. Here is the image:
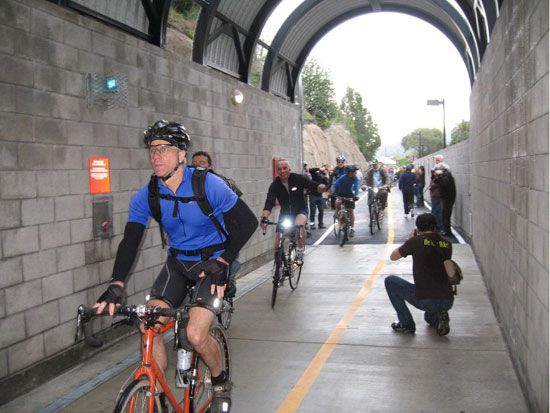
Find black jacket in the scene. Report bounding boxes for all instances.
[264,173,320,216]
[309,168,329,196]
[437,170,456,201]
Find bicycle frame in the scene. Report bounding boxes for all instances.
[130,319,188,413]
[75,304,224,413]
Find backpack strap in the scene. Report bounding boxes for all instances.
[148,174,168,248]
[191,167,231,244]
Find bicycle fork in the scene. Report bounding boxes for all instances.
[135,327,186,413]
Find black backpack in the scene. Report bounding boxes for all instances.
[147,166,241,249]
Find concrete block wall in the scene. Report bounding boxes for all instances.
[469,1,548,412]
[0,0,300,398]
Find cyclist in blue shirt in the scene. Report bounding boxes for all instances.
[95,120,257,411]
[333,164,361,237]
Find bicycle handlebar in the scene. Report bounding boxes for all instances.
[335,195,356,201]
[75,304,189,348]
[261,219,304,235]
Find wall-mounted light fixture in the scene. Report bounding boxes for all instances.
[232,89,244,105]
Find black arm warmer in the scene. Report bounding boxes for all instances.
[220,198,259,264]
[111,222,146,283]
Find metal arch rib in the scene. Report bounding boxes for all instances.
[261,0,320,94]
[140,0,170,48]
[193,0,222,65]
[455,0,489,57]
[432,0,481,71]
[481,0,500,33]
[192,0,281,82]
[266,1,478,101]
[291,5,475,100]
[240,1,282,83]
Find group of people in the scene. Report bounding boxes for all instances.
[396,155,456,237]
[93,120,456,412]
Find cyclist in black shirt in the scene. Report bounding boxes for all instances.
[261,158,326,265]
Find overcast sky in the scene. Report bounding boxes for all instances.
[261,2,472,150]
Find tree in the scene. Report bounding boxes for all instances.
[339,87,381,160]
[172,0,195,15]
[301,60,339,127]
[401,128,443,157]
[450,120,469,145]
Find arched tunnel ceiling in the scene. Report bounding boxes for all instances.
[192,0,501,101]
[49,0,501,102]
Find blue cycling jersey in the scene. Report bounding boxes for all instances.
[128,166,238,260]
[333,174,360,196]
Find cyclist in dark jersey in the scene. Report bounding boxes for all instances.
[261,158,326,265]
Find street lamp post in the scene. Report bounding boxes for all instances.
[412,131,422,158]
[427,99,446,148]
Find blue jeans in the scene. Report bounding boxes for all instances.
[430,198,442,230]
[384,275,453,331]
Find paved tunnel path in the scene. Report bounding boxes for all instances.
[4,191,527,412]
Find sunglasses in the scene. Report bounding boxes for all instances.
[149,144,176,156]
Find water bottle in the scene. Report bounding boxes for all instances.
[175,348,191,388]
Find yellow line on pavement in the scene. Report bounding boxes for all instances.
[277,193,395,412]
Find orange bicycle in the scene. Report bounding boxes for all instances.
[75,303,231,413]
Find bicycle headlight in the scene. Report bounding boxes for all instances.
[280,218,293,229]
[373,187,379,194]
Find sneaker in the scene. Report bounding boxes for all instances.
[295,249,304,266]
[211,378,231,413]
[318,223,326,229]
[437,311,450,336]
[309,222,316,230]
[391,322,415,334]
[404,214,408,219]
[349,228,355,237]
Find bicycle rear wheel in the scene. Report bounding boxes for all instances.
[288,243,302,290]
[114,376,161,413]
[191,323,231,413]
[271,250,283,308]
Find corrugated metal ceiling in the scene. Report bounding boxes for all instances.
[192,0,501,101]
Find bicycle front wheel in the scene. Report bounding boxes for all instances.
[369,204,375,235]
[271,250,283,308]
[339,216,349,247]
[288,243,302,290]
[218,296,233,330]
[191,323,231,413]
[333,214,339,238]
[114,376,161,413]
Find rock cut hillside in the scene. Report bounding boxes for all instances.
[303,124,369,171]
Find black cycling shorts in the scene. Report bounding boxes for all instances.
[338,193,355,209]
[149,255,227,314]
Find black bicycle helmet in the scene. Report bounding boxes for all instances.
[144,120,190,151]
[345,164,358,173]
